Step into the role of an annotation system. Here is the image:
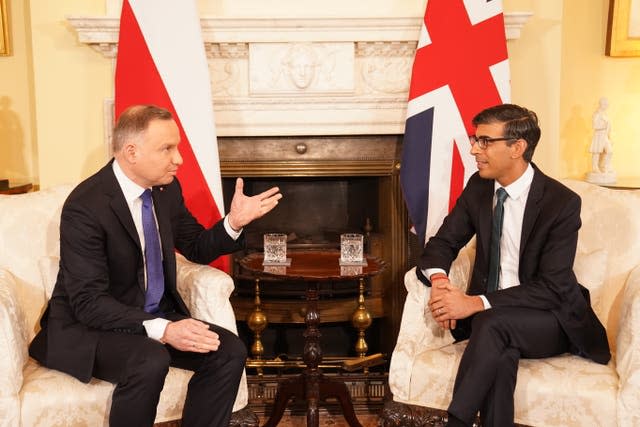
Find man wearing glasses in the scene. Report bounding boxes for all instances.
[416,104,610,426]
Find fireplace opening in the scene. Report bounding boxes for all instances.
[223,176,380,253]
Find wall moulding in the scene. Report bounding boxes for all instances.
[67,14,532,137]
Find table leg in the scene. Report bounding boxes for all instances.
[318,377,363,427]
[261,376,304,427]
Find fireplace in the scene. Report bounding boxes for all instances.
[218,135,408,357]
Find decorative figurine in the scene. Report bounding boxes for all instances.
[586,97,616,184]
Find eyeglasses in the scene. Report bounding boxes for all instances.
[469,135,518,150]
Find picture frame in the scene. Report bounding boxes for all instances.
[606,0,640,56]
[0,0,10,56]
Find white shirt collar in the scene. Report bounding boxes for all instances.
[112,159,148,202]
[494,163,534,200]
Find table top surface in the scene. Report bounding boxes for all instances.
[237,250,385,281]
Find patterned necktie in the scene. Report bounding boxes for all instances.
[141,189,164,313]
[487,187,508,293]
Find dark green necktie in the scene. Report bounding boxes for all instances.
[487,187,508,293]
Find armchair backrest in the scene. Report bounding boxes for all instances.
[562,180,640,352]
[0,185,74,337]
[0,185,72,283]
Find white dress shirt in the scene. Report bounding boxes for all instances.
[112,160,241,340]
[423,163,534,310]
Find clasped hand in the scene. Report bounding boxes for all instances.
[428,281,484,330]
[227,178,283,231]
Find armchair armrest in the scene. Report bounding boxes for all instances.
[616,263,640,426]
[388,267,454,401]
[176,254,238,334]
[0,269,28,425]
[389,246,473,402]
[175,255,248,411]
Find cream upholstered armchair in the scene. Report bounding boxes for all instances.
[0,185,252,426]
[383,180,640,426]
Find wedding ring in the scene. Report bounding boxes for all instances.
[438,308,443,315]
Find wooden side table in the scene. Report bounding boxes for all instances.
[0,182,33,195]
[238,250,385,427]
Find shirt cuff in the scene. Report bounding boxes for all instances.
[423,268,447,284]
[479,295,492,310]
[143,318,171,341]
[224,215,243,240]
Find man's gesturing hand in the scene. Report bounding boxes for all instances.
[162,319,220,353]
[227,178,282,231]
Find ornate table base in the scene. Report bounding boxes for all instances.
[262,282,362,427]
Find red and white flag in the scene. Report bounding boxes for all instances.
[400,0,510,247]
[115,0,229,271]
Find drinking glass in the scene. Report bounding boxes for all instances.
[340,233,364,264]
[263,233,287,264]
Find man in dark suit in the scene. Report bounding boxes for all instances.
[417,104,610,427]
[29,105,283,427]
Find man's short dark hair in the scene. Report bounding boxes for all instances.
[472,104,540,162]
[112,105,174,152]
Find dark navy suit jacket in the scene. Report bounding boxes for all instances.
[418,164,610,365]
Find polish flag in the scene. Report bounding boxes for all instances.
[115,0,229,272]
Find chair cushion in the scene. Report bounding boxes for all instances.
[19,359,193,426]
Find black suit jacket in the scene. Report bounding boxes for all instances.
[418,164,610,365]
[29,161,243,382]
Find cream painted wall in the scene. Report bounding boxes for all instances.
[560,0,640,180]
[3,0,637,188]
[506,0,564,177]
[29,1,111,188]
[0,0,36,184]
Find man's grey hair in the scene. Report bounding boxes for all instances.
[112,105,174,152]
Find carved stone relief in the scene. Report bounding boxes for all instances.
[249,42,355,96]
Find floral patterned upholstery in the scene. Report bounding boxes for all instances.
[389,180,640,426]
[0,186,248,426]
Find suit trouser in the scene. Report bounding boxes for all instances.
[448,307,569,427]
[92,321,246,427]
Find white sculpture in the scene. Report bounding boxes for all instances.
[282,43,319,89]
[586,97,616,184]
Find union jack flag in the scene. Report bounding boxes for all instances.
[400,0,510,247]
